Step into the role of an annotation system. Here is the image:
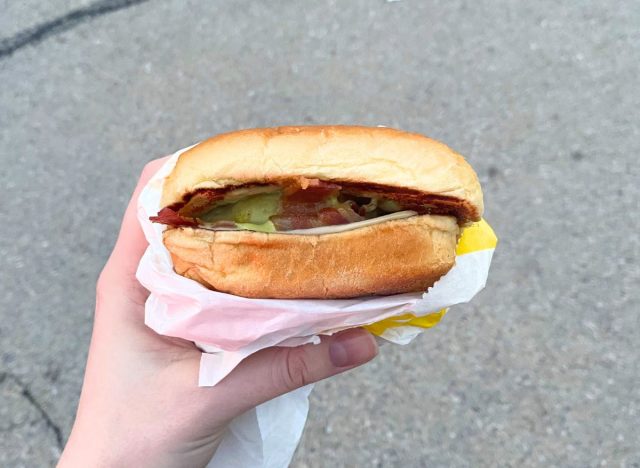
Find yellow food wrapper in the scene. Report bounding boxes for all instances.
[364,219,497,341]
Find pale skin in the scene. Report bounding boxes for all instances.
[58,159,378,468]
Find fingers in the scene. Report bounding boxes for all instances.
[97,157,169,308]
[110,157,170,274]
[211,329,378,420]
[99,157,168,280]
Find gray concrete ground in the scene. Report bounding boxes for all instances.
[1,0,639,466]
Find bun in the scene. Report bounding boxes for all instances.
[163,214,459,299]
[162,126,483,221]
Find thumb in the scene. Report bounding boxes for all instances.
[213,328,378,418]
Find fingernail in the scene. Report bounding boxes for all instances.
[329,329,378,368]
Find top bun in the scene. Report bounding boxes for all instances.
[162,126,483,220]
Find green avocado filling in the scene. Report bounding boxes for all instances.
[198,192,281,232]
[200,192,281,223]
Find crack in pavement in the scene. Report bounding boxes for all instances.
[0,371,64,449]
[0,0,153,59]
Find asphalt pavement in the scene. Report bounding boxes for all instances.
[1,1,639,466]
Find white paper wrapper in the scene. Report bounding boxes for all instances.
[206,385,313,468]
[136,147,497,468]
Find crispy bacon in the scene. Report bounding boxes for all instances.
[318,208,351,226]
[283,180,340,202]
[149,207,197,227]
[340,182,469,217]
[150,176,471,231]
[272,206,363,230]
[178,190,228,218]
[270,179,359,229]
[271,214,322,230]
[170,179,470,219]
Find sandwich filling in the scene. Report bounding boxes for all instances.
[151,177,464,233]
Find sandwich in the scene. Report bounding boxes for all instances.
[150,126,483,299]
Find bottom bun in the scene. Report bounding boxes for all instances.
[163,215,459,299]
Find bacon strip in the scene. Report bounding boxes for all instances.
[178,181,469,219]
[150,177,471,230]
[285,183,340,203]
[149,207,197,227]
[270,214,322,230]
[339,182,470,218]
[178,190,228,218]
[318,207,354,226]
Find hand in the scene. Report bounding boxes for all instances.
[58,159,378,468]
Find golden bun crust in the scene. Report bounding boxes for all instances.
[162,126,483,220]
[163,215,459,299]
